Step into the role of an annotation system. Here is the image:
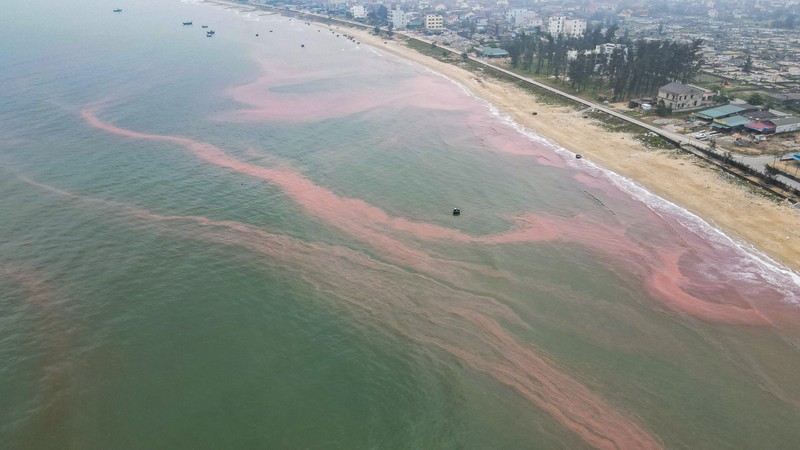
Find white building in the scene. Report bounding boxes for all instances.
[505,8,528,24]
[657,82,705,111]
[424,13,444,31]
[518,11,543,28]
[595,43,618,55]
[506,10,544,29]
[351,5,367,19]
[548,16,586,37]
[770,117,800,134]
[389,8,410,30]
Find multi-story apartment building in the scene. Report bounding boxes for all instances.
[351,5,366,20]
[389,8,410,30]
[547,16,586,37]
[424,14,444,31]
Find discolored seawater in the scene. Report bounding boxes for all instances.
[3,1,800,449]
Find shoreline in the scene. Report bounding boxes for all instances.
[333,27,800,274]
[207,0,800,274]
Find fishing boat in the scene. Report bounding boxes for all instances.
[113,9,122,12]
[452,208,461,216]
[206,30,215,37]
[182,21,193,26]
[201,25,209,28]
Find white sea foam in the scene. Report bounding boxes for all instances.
[426,66,800,303]
[183,2,800,304]
[603,169,800,303]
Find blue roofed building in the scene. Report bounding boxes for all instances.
[711,115,752,130]
[478,47,509,58]
[696,105,747,120]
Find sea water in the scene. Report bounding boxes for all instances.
[2,1,800,448]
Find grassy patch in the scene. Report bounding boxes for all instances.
[583,110,675,150]
[500,65,595,109]
[585,110,642,134]
[405,38,453,60]
[636,132,676,150]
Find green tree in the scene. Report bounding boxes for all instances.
[377,5,388,23]
[604,24,618,43]
[656,99,670,116]
[747,93,764,105]
[742,52,753,73]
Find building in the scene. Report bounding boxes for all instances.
[389,8,409,30]
[657,82,705,111]
[424,14,444,31]
[515,11,542,29]
[711,115,752,131]
[745,110,778,121]
[744,121,777,134]
[351,5,366,19]
[547,16,586,37]
[505,8,528,24]
[767,93,800,106]
[770,117,800,134]
[520,14,543,29]
[478,47,510,58]
[695,104,751,121]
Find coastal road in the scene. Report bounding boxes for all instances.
[391,33,712,149]
[251,5,800,195]
[407,35,800,193]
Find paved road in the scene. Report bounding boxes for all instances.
[415,36,800,192]
[255,8,800,194]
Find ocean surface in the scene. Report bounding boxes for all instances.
[3,1,800,448]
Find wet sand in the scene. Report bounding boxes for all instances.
[335,27,800,274]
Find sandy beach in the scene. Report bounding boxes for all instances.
[208,0,799,274]
[332,27,800,273]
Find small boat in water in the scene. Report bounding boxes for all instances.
[201,25,209,28]
[206,30,215,37]
[182,21,193,26]
[113,9,122,13]
[452,208,461,216]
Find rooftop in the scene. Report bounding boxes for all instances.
[711,115,752,128]
[479,47,509,57]
[696,104,746,119]
[746,110,777,120]
[769,117,800,126]
[744,121,776,131]
[659,81,697,95]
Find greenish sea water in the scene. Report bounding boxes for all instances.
[2,1,800,448]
